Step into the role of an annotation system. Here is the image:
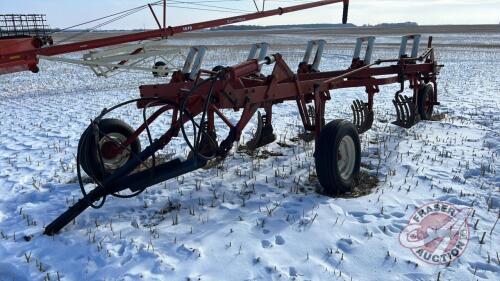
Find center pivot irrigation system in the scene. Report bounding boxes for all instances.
[0,0,442,235]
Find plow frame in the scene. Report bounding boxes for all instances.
[44,35,442,235]
[0,0,444,237]
[137,36,441,143]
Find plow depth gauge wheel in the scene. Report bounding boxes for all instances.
[417,83,435,120]
[315,120,361,195]
[79,118,141,181]
[152,61,167,77]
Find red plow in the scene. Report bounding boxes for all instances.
[0,1,442,235]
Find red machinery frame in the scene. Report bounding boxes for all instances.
[131,37,441,150]
[43,35,442,235]
[0,0,349,75]
[0,1,443,235]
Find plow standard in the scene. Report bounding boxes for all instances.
[0,1,442,235]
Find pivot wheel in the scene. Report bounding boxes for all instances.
[152,61,167,77]
[417,83,434,120]
[212,65,225,72]
[79,118,141,181]
[314,120,361,195]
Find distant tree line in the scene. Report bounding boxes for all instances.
[210,22,418,31]
[210,23,356,31]
[48,22,419,33]
[362,22,418,27]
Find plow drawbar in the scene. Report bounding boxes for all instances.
[44,34,442,235]
[44,155,207,235]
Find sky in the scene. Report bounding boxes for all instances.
[1,0,499,30]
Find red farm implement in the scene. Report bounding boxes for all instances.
[0,1,442,235]
[0,14,53,74]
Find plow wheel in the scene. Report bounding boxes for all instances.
[392,94,418,128]
[315,120,360,195]
[212,65,225,72]
[350,99,374,134]
[152,61,167,77]
[418,83,434,120]
[79,118,141,181]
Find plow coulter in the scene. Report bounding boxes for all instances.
[44,35,442,235]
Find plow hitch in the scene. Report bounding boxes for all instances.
[44,155,207,235]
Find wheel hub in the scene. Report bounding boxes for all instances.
[337,135,356,181]
[98,133,131,171]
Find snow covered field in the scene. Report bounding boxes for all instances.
[0,31,498,281]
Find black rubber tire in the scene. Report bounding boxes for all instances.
[212,65,225,72]
[152,61,167,77]
[314,119,361,195]
[79,118,141,181]
[78,126,92,178]
[418,84,434,120]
